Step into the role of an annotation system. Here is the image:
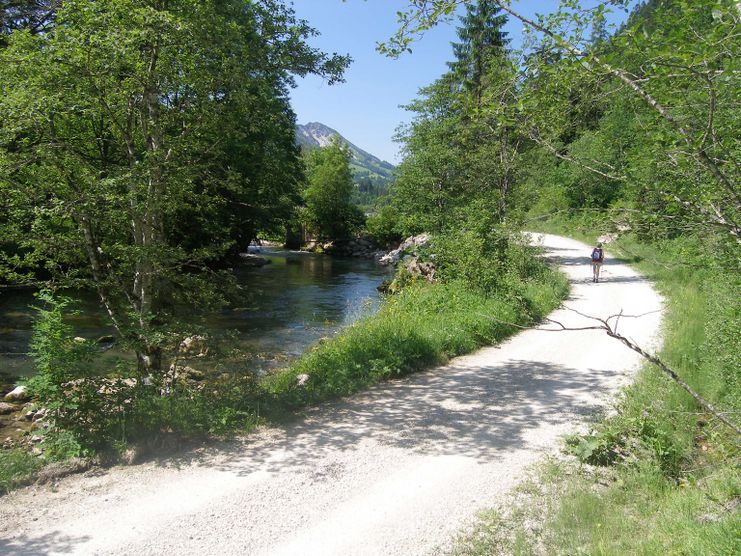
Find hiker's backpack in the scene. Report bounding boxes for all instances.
[591,248,602,262]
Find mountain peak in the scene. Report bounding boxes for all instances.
[295,122,395,181]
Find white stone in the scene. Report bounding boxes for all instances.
[378,233,431,266]
[4,385,29,403]
[179,335,208,355]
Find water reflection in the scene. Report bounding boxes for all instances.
[0,248,391,379]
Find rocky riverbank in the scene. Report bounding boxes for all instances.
[1,385,47,450]
[306,236,385,259]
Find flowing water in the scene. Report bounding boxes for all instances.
[0,248,391,382]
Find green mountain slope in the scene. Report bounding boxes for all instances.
[296,122,395,185]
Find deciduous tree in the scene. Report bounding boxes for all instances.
[0,0,349,376]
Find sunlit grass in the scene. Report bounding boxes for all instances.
[0,448,42,495]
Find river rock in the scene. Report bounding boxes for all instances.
[317,236,381,259]
[97,334,116,344]
[399,233,431,251]
[378,251,400,266]
[179,335,208,355]
[239,253,271,266]
[405,258,436,282]
[4,385,29,403]
[379,233,431,266]
[169,364,206,383]
[0,402,17,415]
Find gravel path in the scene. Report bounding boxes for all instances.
[0,233,663,556]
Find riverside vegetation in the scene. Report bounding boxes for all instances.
[0,0,566,491]
[0,231,568,492]
[0,0,347,489]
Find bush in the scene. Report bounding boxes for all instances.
[365,203,403,246]
[26,291,263,452]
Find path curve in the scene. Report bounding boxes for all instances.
[0,234,663,556]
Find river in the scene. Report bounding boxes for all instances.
[0,248,391,382]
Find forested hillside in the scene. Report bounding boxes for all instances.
[296,121,396,208]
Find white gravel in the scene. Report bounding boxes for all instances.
[0,233,663,556]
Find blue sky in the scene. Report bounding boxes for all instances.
[289,1,631,164]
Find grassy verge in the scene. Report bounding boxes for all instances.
[261,265,568,412]
[0,448,43,495]
[452,225,740,555]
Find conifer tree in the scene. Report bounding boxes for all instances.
[448,0,508,106]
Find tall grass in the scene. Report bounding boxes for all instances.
[452,226,740,555]
[0,448,42,495]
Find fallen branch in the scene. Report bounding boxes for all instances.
[474,305,740,435]
[550,307,741,436]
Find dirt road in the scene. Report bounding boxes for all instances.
[0,234,663,555]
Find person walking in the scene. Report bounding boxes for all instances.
[591,242,605,282]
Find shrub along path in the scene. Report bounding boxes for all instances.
[0,234,663,556]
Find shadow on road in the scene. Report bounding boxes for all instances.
[0,532,92,556]
[159,356,619,476]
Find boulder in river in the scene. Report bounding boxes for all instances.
[179,335,208,356]
[239,253,271,266]
[4,385,29,403]
[33,408,47,421]
[0,401,17,415]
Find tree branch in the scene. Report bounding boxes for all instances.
[552,306,741,435]
[475,304,740,435]
[491,1,741,215]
